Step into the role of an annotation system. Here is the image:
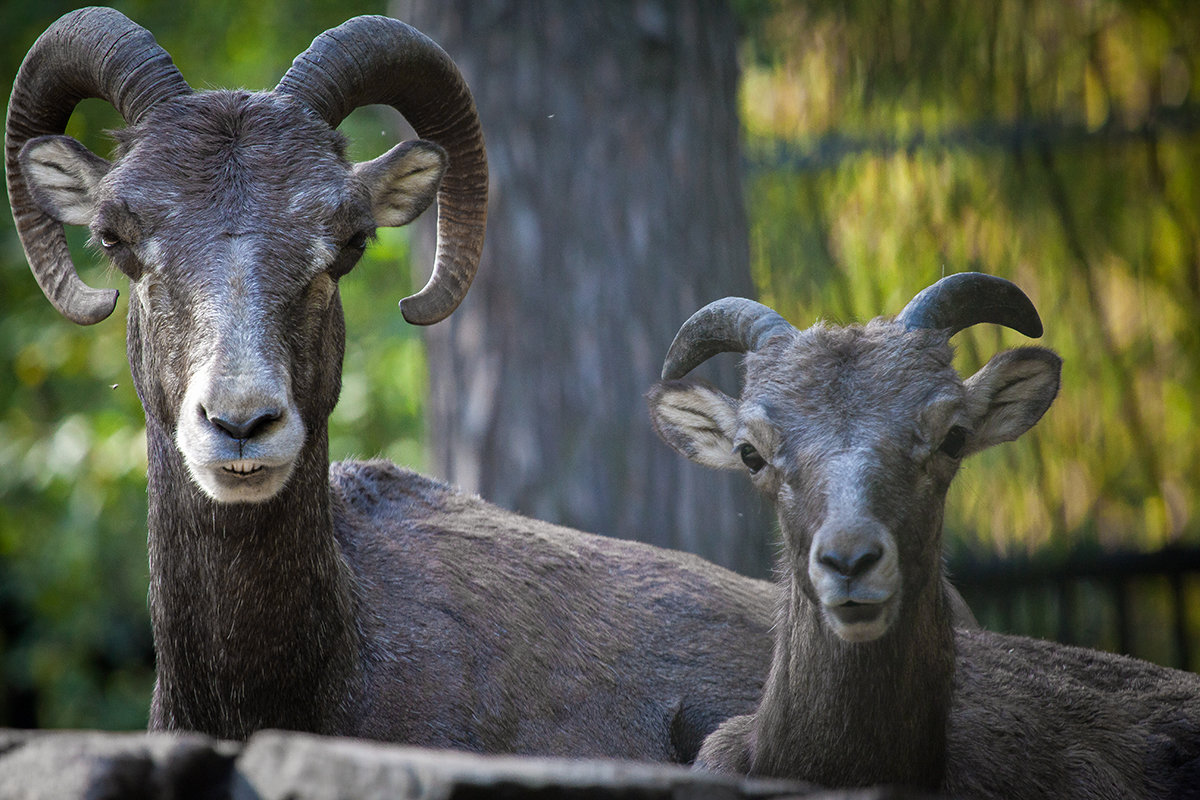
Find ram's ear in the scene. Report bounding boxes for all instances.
[19,135,111,226]
[647,380,742,470]
[354,139,448,227]
[962,347,1061,457]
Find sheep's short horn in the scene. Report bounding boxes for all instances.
[661,297,795,380]
[5,7,191,325]
[276,15,487,326]
[896,272,1043,339]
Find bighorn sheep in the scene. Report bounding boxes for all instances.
[649,274,1200,796]
[6,8,777,757]
[8,9,976,760]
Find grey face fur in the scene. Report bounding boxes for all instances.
[20,91,447,503]
[650,315,1061,644]
[7,8,488,504]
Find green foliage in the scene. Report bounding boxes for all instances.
[740,0,1200,560]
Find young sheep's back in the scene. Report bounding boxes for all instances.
[327,459,775,760]
[947,628,1200,800]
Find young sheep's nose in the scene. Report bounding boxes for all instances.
[206,409,282,441]
[818,543,883,579]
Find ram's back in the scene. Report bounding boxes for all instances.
[329,459,775,761]
[947,628,1200,800]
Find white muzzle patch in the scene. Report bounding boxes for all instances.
[175,360,305,504]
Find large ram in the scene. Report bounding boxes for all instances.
[5,6,782,758]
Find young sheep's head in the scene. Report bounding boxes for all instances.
[6,8,487,503]
[649,274,1060,643]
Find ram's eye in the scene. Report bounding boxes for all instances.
[327,231,374,278]
[98,230,122,249]
[737,442,767,474]
[938,425,968,459]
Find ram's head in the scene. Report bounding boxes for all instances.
[6,8,487,502]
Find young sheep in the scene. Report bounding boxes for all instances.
[648,273,1200,797]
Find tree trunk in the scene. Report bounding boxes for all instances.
[397,0,772,577]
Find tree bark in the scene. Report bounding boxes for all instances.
[397,0,772,577]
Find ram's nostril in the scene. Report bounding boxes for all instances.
[207,409,282,441]
[819,543,884,579]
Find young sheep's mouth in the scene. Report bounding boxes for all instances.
[822,596,897,643]
[829,600,885,626]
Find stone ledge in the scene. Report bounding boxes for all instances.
[0,729,947,800]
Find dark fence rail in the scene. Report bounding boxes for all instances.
[950,545,1200,673]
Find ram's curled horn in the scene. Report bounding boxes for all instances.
[276,15,487,326]
[5,7,192,325]
[896,272,1043,339]
[661,297,795,380]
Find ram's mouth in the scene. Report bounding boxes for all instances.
[222,460,267,477]
[193,456,294,504]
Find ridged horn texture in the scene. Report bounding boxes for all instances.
[661,297,795,380]
[276,15,488,326]
[896,272,1043,339]
[5,7,192,325]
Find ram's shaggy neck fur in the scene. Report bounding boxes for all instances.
[144,415,361,738]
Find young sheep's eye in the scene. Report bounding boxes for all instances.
[93,228,142,279]
[737,442,767,474]
[938,425,969,459]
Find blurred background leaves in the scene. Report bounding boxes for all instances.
[737,0,1200,561]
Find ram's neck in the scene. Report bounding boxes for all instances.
[143,417,360,739]
[749,564,955,788]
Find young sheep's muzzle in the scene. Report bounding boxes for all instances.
[808,514,901,643]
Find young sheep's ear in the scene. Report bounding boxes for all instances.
[19,135,112,226]
[647,380,742,470]
[962,347,1061,456]
[354,139,448,227]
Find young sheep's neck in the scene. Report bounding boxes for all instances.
[144,417,361,739]
[750,551,955,789]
